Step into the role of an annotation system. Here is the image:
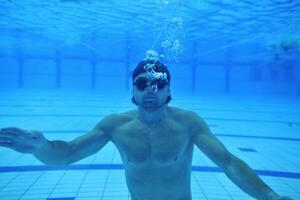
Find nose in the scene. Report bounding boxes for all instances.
[145,85,157,94]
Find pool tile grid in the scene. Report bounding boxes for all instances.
[0,90,299,200]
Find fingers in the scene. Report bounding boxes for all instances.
[0,128,17,147]
[0,127,27,144]
[0,127,43,154]
[0,139,14,148]
[0,127,33,139]
[1,127,20,132]
[0,142,14,148]
[0,134,15,142]
[0,128,40,141]
[0,133,17,140]
[0,132,15,140]
[0,127,20,137]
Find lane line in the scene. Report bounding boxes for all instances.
[0,164,299,179]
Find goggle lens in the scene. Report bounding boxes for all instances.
[134,77,168,90]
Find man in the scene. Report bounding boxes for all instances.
[0,50,293,200]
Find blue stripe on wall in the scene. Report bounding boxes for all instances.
[0,164,299,179]
[14,130,298,142]
[40,131,300,142]
[215,134,300,141]
[0,114,299,125]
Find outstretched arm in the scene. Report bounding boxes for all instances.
[189,112,293,200]
[0,114,116,166]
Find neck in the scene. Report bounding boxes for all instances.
[138,104,168,125]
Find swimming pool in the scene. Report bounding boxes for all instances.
[0,1,300,200]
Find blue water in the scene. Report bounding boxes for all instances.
[0,0,300,199]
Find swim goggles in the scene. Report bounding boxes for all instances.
[134,77,168,91]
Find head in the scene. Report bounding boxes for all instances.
[131,60,172,110]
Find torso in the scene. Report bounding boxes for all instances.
[110,107,195,200]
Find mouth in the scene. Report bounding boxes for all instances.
[143,96,157,101]
[144,95,157,99]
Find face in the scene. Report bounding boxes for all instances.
[132,72,170,111]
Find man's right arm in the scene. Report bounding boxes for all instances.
[0,114,117,166]
[34,114,117,165]
[34,129,110,166]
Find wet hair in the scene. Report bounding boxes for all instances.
[132,60,171,83]
[131,60,172,105]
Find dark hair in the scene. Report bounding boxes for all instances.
[131,60,172,105]
[132,60,171,83]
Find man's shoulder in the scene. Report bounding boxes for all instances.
[169,106,206,128]
[169,106,187,115]
[96,110,137,130]
[121,109,138,118]
[169,106,201,119]
[105,110,137,123]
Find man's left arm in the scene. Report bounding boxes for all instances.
[190,112,293,200]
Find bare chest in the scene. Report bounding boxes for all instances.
[111,120,192,164]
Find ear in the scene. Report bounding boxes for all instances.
[131,87,135,95]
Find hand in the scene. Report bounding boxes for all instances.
[0,127,47,154]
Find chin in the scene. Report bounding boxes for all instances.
[142,101,164,111]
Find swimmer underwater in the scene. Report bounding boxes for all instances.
[0,50,294,200]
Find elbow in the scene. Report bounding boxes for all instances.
[41,159,72,166]
[52,141,77,166]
